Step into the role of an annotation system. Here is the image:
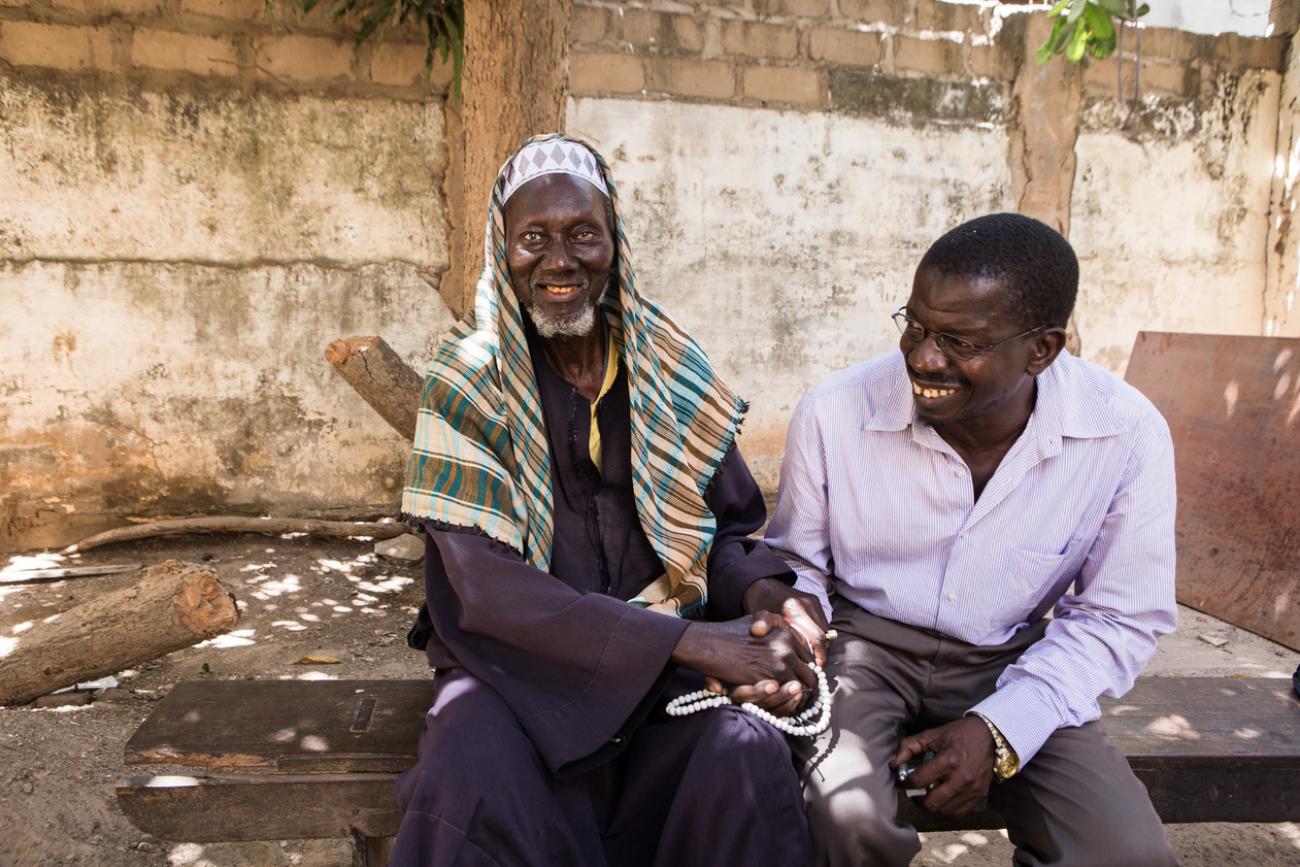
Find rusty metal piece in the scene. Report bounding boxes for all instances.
[1125,332,1300,651]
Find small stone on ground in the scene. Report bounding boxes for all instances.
[375,533,425,564]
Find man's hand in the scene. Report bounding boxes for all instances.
[671,612,815,715]
[890,717,996,817]
[703,614,811,717]
[742,577,830,666]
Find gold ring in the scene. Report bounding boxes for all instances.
[825,629,838,641]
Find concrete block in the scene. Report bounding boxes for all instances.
[646,57,735,99]
[742,65,822,105]
[781,0,830,17]
[180,0,266,19]
[0,22,116,72]
[967,43,1012,81]
[808,27,883,67]
[571,4,608,44]
[63,0,165,15]
[1135,59,1187,97]
[621,9,664,47]
[131,29,240,77]
[254,34,354,83]
[670,15,704,53]
[837,0,898,25]
[916,0,982,33]
[375,533,425,563]
[722,20,798,60]
[370,41,442,88]
[892,34,962,78]
[571,52,645,94]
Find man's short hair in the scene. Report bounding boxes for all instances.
[919,213,1079,330]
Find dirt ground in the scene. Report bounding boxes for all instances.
[1,533,1298,867]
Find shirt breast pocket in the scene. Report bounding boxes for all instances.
[1002,540,1086,623]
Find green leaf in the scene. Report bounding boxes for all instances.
[1048,0,1070,17]
[1066,21,1089,61]
[1136,3,1150,16]
[1095,0,1127,14]
[1084,3,1115,41]
[355,0,394,45]
[1088,34,1116,60]
[1067,0,1087,23]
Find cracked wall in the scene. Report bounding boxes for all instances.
[4,0,1292,547]
[1,12,453,550]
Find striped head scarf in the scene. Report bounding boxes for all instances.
[402,133,747,617]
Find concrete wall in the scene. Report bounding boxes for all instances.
[568,0,1289,487]
[2,0,1293,548]
[1,1,454,550]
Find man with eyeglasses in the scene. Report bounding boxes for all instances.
[766,213,1179,866]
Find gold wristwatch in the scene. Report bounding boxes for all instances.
[970,712,1020,780]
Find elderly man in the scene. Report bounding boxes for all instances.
[391,135,825,867]
[768,213,1179,866]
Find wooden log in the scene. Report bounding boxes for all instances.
[65,517,407,554]
[0,560,238,705]
[0,563,140,584]
[324,336,423,442]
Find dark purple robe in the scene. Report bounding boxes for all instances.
[391,328,813,866]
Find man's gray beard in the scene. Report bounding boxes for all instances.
[528,301,597,339]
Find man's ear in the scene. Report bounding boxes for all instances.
[1027,327,1066,375]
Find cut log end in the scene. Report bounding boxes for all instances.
[324,335,381,367]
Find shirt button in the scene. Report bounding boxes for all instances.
[947,592,958,602]
[960,531,969,540]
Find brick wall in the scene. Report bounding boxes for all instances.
[0,0,452,96]
[571,0,1286,121]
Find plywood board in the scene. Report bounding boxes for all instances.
[1126,332,1300,651]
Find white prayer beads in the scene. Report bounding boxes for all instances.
[664,661,833,737]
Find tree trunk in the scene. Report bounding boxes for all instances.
[66,516,410,554]
[0,560,238,705]
[451,0,573,316]
[1009,13,1084,356]
[325,336,425,441]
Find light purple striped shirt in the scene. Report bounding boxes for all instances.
[765,350,1178,764]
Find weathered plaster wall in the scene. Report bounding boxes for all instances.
[4,0,1292,548]
[569,96,1012,485]
[1267,33,1300,338]
[1072,69,1282,372]
[1,2,453,551]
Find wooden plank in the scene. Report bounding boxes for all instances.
[124,680,435,773]
[126,677,1299,772]
[1125,331,1300,650]
[116,773,401,841]
[116,758,1300,843]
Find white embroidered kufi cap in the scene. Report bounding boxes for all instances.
[500,139,610,205]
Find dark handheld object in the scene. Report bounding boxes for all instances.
[895,750,936,787]
[1293,663,1299,700]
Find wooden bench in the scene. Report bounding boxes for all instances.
[117,675,1300,861]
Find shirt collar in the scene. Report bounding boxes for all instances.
[863,351,1124,450]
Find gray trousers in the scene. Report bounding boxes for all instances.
[796,602,1178,867]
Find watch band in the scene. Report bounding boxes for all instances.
[970,711,1020,780]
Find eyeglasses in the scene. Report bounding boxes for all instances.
[892,308,1042,361]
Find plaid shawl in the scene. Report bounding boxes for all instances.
[402,134,746,617]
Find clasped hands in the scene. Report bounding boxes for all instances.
[671,578,829,719]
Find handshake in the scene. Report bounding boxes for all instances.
[670,578,833,719]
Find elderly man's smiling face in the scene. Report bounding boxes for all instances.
[503,173,615,338]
